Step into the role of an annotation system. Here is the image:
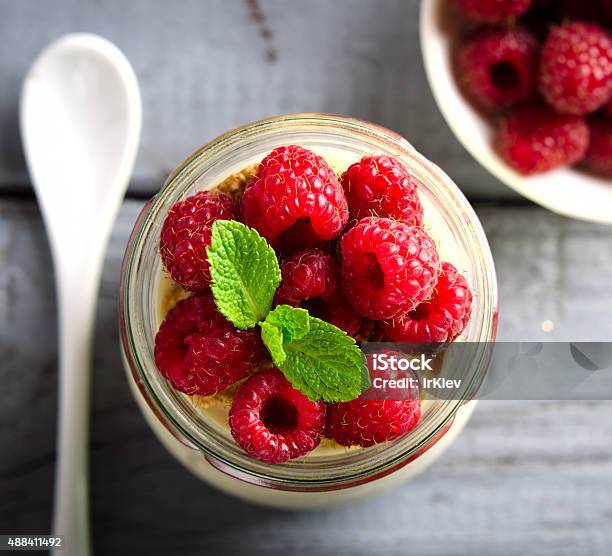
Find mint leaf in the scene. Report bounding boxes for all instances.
[260,306,368,402]
[265,304,310,342]
[281,316,367,402]
[207,220,281,329]
[260,305,310,365]
[260,321,286,364]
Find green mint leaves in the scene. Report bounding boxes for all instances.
[260,305,368,402]
[207,220,281,329]
[260,304,310,364]
[206,219,368,402]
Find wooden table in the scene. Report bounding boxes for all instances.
[1,1,611,555]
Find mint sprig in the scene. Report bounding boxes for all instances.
[260,305,368,402]
[206,219,368,402]
[207,220,281,329]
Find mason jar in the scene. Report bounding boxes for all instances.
[119,114,498,509]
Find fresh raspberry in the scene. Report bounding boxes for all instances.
[496,103,589,174]
[340,155,423,226]
[584,117,612,176]
[241,145,349,251]
[229,368,325,463]
[341,218,441,321]
[325,357,421,447]
[539,22,612,116]
[452,0,532,23]
[384,262,473,344]
[274,248,338,307]
[607,101,612,117]
[160,191,239,291]
[154,293,265,396]
[458,27,539,111]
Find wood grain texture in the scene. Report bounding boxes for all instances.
[0,0,514,198]
[1,199,611,555]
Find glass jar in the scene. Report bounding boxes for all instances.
[119,114,498,509]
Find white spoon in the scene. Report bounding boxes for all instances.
[20,33,141,556]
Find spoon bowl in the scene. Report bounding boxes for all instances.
[21,33,141,555]
[22,33,141,251]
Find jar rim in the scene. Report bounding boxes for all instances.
[119,113,498,490]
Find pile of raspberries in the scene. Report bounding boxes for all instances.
[452,0,612,176]
[154,145,473,463]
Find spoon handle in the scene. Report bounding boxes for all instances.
[51,261,99,556]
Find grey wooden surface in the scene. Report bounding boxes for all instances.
[0,0,515,199]
[2,1,612,554]
[2,199,612,556]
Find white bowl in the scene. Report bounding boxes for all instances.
[419,0,612,224]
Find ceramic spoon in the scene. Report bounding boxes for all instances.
[20,33,141,555]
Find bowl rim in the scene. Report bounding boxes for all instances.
[419,0,612,225]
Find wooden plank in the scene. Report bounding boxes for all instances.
[0,0,513,198]
[1,199,611,555]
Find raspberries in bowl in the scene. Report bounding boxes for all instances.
[120,115,497,500]
[154,145,475,462]
[421,0,612,224]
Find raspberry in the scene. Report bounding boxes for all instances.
[160,191,239,291]
[607,101,612,118]
[154,293,265,396]
[539,22,612,115]
[496,103,589,174]
[584,117,612,176]
[340,155,423,226]
[325,358,421,447]
[384,262,473,344]
[229,368,325,463]
[458,27,539,111]
[274,248,338,307]
[452,0,532,23]
[341,217,441,320]
[241,145,349,250]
